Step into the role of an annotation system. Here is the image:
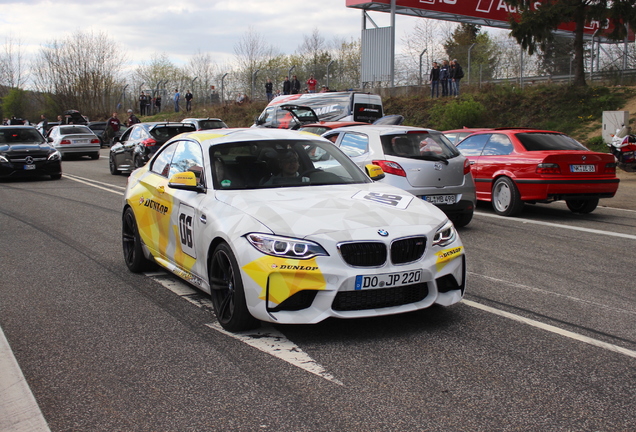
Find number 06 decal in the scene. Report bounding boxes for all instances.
[351,190,413,210]
[178,204,196,258]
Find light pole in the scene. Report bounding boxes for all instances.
[419,48,427,86]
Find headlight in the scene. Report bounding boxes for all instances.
[0,155,8,163]
[432,221,457,247]
[246,233,328,259]
[47,151,61,161]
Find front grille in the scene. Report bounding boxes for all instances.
[391,236,426,264]
[332,283,428,311]
[339,242,387,267]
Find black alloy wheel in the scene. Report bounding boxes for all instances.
[209,243,259,332]
[122,207,154,272]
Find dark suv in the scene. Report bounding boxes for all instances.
[109,122,195,174]
[0,126,62,180]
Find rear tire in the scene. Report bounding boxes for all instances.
[50,174,62,180]
[122,207,154,272]
[91,152,100,160]
[566,198,599,214]
[492,177,524,216]
[209,243,259,332]
[451,211,473,228]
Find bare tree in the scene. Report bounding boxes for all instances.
[0,36,28,91]
[184,50,221,103]
[133,52,184,110]
[32,30,126,118]
[233,27,277,97]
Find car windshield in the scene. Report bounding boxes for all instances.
[60,126,92,135]
[210,139,371,190]
[380,132,460,161]
[89,123,106,131]
[0,128,44,143]
[198,120,226,130]
[516,132,588,151]
[151,125,195,141]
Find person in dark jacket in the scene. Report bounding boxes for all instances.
[290,75,301,94]
[439,60,450,97]
[265,79,274,101]
[282,77,291,95]
[450,59,464,97]
[429,61,440,98]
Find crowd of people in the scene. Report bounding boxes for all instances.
[429,59,464,98]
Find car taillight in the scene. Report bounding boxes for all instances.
[60,139,71,145]
[372,160,406,177]
[604,162,617,174]
[91,138,100,144]
[536,163,560,174]
[463,158,471,175]
[142,138,157,147]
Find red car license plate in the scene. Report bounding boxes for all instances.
[570,164,595,173]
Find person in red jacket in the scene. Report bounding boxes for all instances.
[306,74,317,93]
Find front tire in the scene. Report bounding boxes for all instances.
[209,243,259,332]
[122,207,154,272]
[109,154,120,175]
[492,177,524,216]
[566,198,599,214]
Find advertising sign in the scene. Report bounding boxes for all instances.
[346,0,634,41]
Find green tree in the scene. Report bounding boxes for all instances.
[443,24,498,81]
[505,0,636,87]
[1,88,28,119]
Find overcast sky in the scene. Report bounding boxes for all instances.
[0,0,430,68]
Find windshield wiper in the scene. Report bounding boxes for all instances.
[415,154,449,164]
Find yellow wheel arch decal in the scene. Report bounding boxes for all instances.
[242,256,326,305]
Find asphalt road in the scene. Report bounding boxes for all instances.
[1,150,635,431]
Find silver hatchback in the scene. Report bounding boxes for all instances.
[323,125,476,227]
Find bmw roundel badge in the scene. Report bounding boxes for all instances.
[378,229,389,237]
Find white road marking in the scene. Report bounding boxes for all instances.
[463,299,636,359]
[63,173,126,195]
[475,211,636,240]
[0,327,51,432]
[206,323,344,386]
[146,273,343,386]
[468,272,636,316]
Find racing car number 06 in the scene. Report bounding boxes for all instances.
[355,269,422,290]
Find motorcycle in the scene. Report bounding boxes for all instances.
[609,126,636,172]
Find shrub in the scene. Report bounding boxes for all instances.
[429,97,486,130]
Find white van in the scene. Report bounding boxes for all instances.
[253,91,384,129]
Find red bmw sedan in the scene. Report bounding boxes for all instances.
[456,128,619,216]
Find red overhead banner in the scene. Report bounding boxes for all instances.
[346,0,634,41]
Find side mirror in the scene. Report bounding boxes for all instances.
[365,164,385,181]
[168,171,205,192]
[47,137,53,142]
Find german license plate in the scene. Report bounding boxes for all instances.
[570,164,595,172]
[424,194,456,205]
[24,164,36,170]
[74,139,89,144]
[355,270,422,290]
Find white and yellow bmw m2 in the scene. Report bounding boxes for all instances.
[122,128,466,331]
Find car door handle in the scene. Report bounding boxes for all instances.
[469,160,476,165]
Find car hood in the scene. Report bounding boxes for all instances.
[214,183,447,240]
[0,142,52,155]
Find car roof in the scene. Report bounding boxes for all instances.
[459,128,557,135]
[0,125,37,129]
[181,118,224,122]
[301,121,370,128]
[443,127,494,134]
[176,127,328,147]
[326,125,441,135]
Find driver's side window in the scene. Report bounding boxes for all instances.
[169,140,205,185]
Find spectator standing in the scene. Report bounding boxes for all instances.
[450,59,464,97]
[57,115,64,125]
[173,89,180,112]
[127,109,140,126]
[236,93,245,105]
[40,114,48,132]
[290,75,301,94]
[282,77,291,95]
[185,90,193,111]
[104,112,122,146]
[439,60,450,97]
[306,74,317,93]
[265,79,274,101]
[155,94,162,113]
[139,91,148,116]
[429,61,440,98]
